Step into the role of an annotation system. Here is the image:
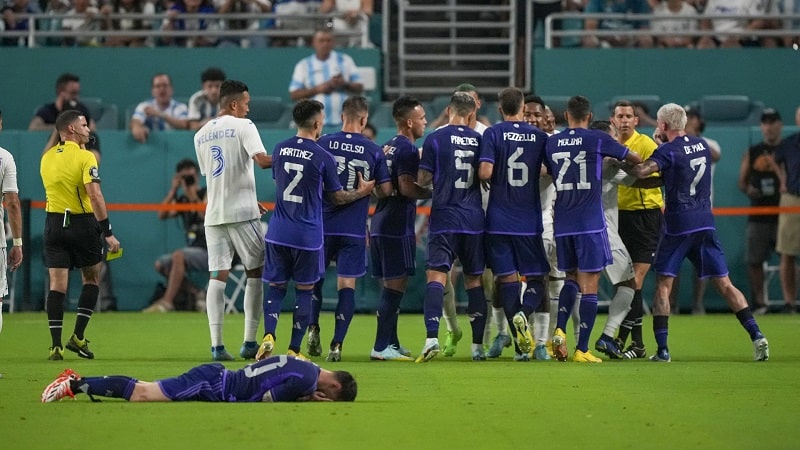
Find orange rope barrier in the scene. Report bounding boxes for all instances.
[25,201,800,216]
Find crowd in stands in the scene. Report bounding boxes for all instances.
[1,0,375,47]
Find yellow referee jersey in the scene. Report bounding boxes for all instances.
[40,140,100,214]
[618,130,664,211]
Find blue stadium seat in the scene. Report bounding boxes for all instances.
[247,96,293,129]
[610,95,663,119]
[697,95,764,126]
[82,97,120,130]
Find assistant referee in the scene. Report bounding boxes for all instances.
[40,110,121,361]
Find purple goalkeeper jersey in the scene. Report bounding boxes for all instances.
[266,136,342,250]
[420,124,484,234]
[648,134,714,236]
[479,121,548,235]
[224,355,320,402]
[544,128,629,237]
[317,131,390,237]
[371,134,420,238]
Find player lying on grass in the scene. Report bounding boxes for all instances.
[41,355,356,403]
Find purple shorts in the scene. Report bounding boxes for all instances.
[485,233,550,277]
[263,243,324,285]
[426,232,484,275]
[653,229,729,278]
[370,235,416,280]
[555,230,612,273]
[158,363,226,402]
[324,235,367,278]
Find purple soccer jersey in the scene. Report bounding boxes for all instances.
[266,136,343,251]
[544,128,629,236]
[648,134,714,235]
[420,124,484,234]
[223,355,320,402]
[318,131,390,237]
[479,121,548,235]
[371,134,420,238]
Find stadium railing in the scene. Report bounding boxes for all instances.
[543,13,799,49]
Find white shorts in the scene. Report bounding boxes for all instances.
[602,247,635,286]
[541,220,565,279]
[0,247,8,296]
[205,219,266,272]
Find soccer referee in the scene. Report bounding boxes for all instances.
[40,110,121,361]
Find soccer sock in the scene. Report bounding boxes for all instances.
[332,287,355,347]
[653,315,669,351]
[493,306,508,334]
[73,284,98,341]
[618,289,642,343]
[548,278,563,337]
[577,294,598,352]
[374,288,402,351]
[572,292,582,338]
[533,312,549,345]
[78,376,137,400]
[389,291,404,348]
[522,278,544,318]
[500,281,522,327]
[603,286,635,337]
[206,279,226,347]
[735,307,765,341]
[46,290,66,348]
[423,281,444,339]
[466,286,488,345]
[263,285,286,336]
[310,279,324,328]
[556,279,579,332]
[442,277,459,333]
[243,278,263,343]
[289,288,313,352]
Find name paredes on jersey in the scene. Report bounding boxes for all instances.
[502,132,537,142]
[683,141,706,154]
[557,137,582,146]
[279,147,313,160]
[450,135,479,146]
[195,128,236,146]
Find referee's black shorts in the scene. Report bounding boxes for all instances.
[44,212,103,269]
[618,208,663,264]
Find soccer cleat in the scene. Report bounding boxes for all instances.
[545,339,554,358]
[552,328,568,362]
[622,344,647,359]
[753,337,769,361]
[512,312,534,354]
[649,348,671,362]
[395,345,412,357]
[255,333,275,361]
[326,344,342,362]
[65,334,94,359]
[239,342,258,360]
[442,328,462,357]
[595,336,623,359]
[472,348,487,361]
[211,346,235,361]
[48,346,64,361]
[370,346,413,361]
[41,369,80,403]
[307,326,322,357]
[486,333,511,358]
[533,344,551,361]
[514,352,530,362]
[288,349,310,361]
[573,349,603,363]
[415,339,440,363]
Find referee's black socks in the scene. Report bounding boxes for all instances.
[74,284,99,341]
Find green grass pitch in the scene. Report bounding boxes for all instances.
[1,311,797,450]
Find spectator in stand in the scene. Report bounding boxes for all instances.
[582,0,653,48]
[697,0,781,48]
[161,0,219,47]
[41,0,71,46]
[186,67,226,131]
[289,28,363,126]
[1,0,41,46]
[772,106,800,314]
[214,0,272,48]
[651,0,698,48]
[270,0,323,47]
[30,73,97,132]
[320,0,372,47]
[101,0,158,47]
[738,108,782,315]
[130,73,189,143]
[60,0,102,46]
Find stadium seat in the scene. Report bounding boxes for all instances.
[610,95,663,119]
[697,95,764,126]
[247,96,293,129]
[82,97,120,130]
[425,95,452,118]
[368,101,395,130]
[592,100,611,121]
[479,100,501,125]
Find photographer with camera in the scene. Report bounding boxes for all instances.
[144,158,208,313]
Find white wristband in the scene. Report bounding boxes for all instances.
[13,238,22,247]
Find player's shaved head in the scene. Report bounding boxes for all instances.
[219,80,249,107]
[392,96,422,122]
[448,92,477,117]
[567,95,592,122]
[342,95,369,120]
[498,87,524,116]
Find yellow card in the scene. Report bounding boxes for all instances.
[106,248,124,261]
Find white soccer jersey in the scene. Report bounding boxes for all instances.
[288,50,361,126]
[0,146,19,246]
[601,159,636,251]
[194,115,267,226]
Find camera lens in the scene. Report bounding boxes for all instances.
[183,175,195,186]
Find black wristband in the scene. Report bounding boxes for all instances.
[99,218,113,237]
